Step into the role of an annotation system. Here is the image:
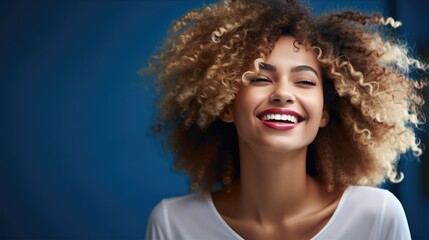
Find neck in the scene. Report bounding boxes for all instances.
[235,141,315,224]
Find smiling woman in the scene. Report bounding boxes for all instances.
[144,0,427,239]
[222,37,326,157]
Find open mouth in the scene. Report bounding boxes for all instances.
[256,109,305,130]
[259,114,300,124]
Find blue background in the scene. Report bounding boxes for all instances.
[1,0,428,239]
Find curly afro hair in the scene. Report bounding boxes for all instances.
[146,0,427,192]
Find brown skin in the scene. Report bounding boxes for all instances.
[212,180,343,239]
[213,36,344,239]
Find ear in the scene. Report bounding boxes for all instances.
[219,105,234,123]
[319,110,329,128]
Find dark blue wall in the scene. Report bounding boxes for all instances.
[389,1,429,239]
[1,0,428,239]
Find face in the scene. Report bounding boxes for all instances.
[222,36,327,153]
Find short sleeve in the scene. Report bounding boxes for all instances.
[145,201,170,240]
[378,191,411,240]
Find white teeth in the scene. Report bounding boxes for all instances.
[261,114,298,123]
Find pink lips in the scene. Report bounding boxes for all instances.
[257,108,304,131]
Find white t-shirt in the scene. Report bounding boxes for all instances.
[145,186,411,239]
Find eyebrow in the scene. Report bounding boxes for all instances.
[259,62,319,77]
[259,62,277,72]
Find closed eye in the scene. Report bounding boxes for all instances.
[297,79,316,86]
[249,76,273,84]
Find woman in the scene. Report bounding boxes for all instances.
[145,0,427,239]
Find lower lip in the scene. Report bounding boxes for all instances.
[261,121,299,130]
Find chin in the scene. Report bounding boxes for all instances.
[252,139,310,153]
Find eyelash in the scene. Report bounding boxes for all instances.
[250,76,272,83]
[297,79,316,86]
[250,76,316,86]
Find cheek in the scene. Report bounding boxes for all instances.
[231,90,248,122]
[315,96,325,119]
[236,87,256,102]
[301,91,325,118]
[231,88,267,136]
[233,88,262,115]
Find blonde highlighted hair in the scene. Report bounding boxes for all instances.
[147,0,427,192]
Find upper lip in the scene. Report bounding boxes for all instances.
[257,108,305,122]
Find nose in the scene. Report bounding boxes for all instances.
[269,86,295,104]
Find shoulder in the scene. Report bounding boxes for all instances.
[158,193,210,217]
[145,193,214,240]
[341,186,387,211]
[347,185,388,197]
[343,186,406,218]
[147,193,208,225]
[345,186,406,211]
[344,185,396,207]
[340,186,410,239]
[315,186,410,240]
[348,186,407,217]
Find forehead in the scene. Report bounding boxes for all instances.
[263,36,320,74]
